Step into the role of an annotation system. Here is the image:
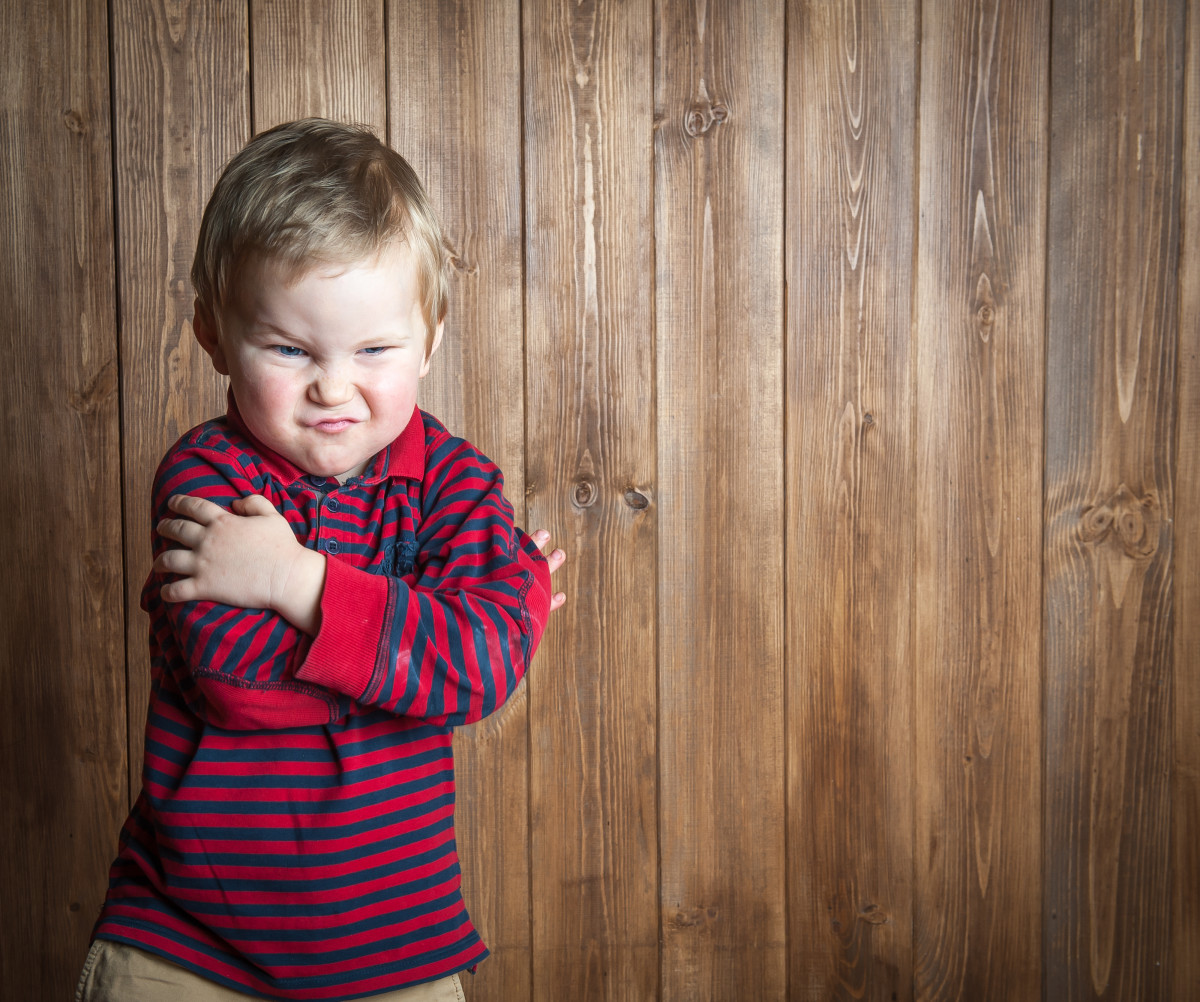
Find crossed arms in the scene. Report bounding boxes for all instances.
[147,435,565,730]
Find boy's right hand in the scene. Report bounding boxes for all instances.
[154,493,325,633]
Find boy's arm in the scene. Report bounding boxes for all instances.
[296,444,555,725]
[159,435,565,728]
[147,437,352,730]
[155,492,325,634]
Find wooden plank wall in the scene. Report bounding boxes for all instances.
[0,0,126,993]
[1045,3,1184,1000]
[2,1,1196,1000]
[787,1,916,998]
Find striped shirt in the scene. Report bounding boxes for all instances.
[93,401,550,1000]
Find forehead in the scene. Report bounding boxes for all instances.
[268,241,417,288]
[224,245,418,314]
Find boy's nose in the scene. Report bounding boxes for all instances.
[310,368,354,406]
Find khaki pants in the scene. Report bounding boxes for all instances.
[76,940,465,1002]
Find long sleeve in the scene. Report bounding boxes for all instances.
[144,427,346,730]
[144,415,550,732]
[106,414,523,997]
[295,433,552,726]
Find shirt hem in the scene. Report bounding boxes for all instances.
[91,922,489,1001]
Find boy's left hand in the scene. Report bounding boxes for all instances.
[530,529,567,612]
[154,494,325,632]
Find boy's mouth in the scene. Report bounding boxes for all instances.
[311,418,359,433]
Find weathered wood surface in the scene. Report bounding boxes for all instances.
[655,1,787,999]
[1174,4,1200,998]
[786,0,916,998]
[0,1,125,998]
[524,1,659,999]
[1043,0,1184,999]
[913,2,1050,1000]
[250,0,385,131]
[110,0,247,799]
[388,3,528,999]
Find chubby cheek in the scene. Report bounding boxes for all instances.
[232,368,304,431]
[373,375,421,421]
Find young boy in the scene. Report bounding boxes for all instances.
[80,118,564,1001]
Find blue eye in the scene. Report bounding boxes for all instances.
[360,346,388,356]
[273,345,306,358]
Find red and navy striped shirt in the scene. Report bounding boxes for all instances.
[93,400,550,999]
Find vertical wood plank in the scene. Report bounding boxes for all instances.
[912,1,1049,999]
[1174,2,1200,996]
[525,0,660,999]
[250,0,385,131]
[111,0,248,804]
[786,1,916,998]
[655,1,786,998]
[388,3,528,999]
[0,0,125,996]
[1043,0,1184,998]
[389,0,524,495]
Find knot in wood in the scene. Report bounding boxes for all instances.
[858,903,889,925]
[441,238,476,276]
[977,303,995,326]
[572,480,597,508]
[670,905,718,929]
[624,488,649,510]
[684,101,728,138]
[1079,484,1159,559]
[69,359,117,415]
[62,108,86,134]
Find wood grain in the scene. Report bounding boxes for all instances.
[388,3,528,999]
[110,0,248,804]
[912,1,1049,999]
[524,1,659,999]
[786,1,916,998]
[655,1,786,999]
[250,0,385,131]
[1043,0,1184,998]
[0,0,125,997]
[1174,3,1200,997]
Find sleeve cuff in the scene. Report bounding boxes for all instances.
[295,557,389,700]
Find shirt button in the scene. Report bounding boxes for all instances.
[325,539,340,554]
[311,476,327,487]
[326,498,339,512]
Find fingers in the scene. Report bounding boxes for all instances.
[531,529,566,571]
[162,494,276,539]
[156,515,205,548]
[166,493,226,524]
[153,544,196,579]
[529,530,567,611]
[158,574,207,604]
[231,494,277,517]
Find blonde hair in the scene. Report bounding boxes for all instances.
[191,118,447,350]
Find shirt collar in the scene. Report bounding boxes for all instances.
[225,390,426,486]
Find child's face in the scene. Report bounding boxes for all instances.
[195,245,440,483]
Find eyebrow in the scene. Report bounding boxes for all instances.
[244,323,414,349]
[242,320,298,341]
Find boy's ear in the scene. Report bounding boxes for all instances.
[192,299,229,375]
[419,320,444,378]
